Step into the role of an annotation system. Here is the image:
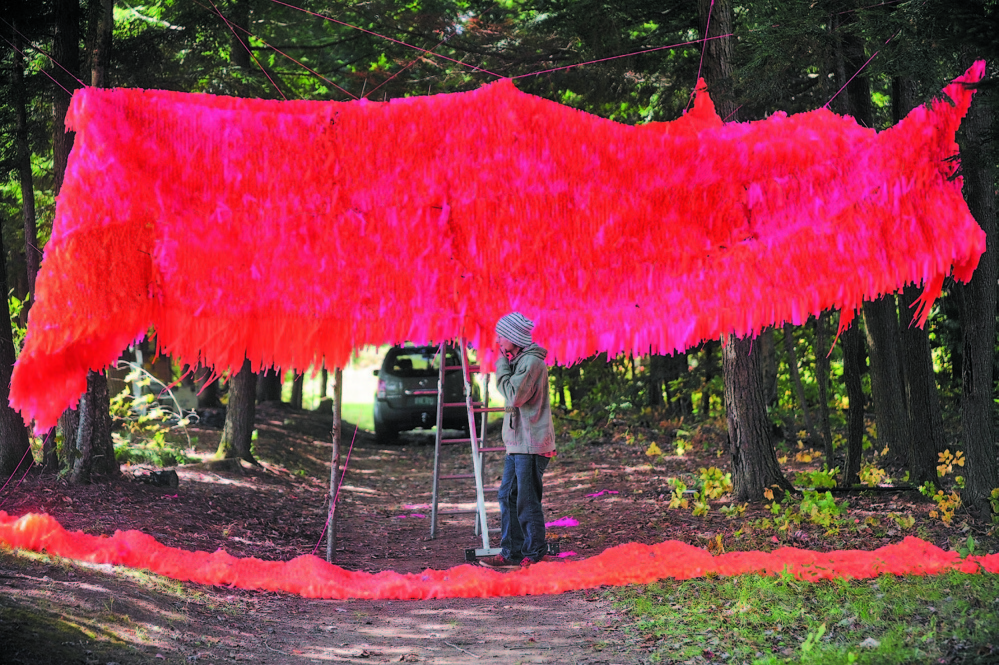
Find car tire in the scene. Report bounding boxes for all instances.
[374,422,397,445]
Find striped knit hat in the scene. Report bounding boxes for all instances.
[495,312,534,348]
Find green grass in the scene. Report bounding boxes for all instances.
[341,403,374,431]
[613,571,999,664]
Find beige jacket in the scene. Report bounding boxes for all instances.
[495,344,556,455]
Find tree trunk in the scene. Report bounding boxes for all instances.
[813,312,834,460]
[700,340,718,419]
[52,0,80,196]
[69,392,92,484]
[698,0,736,114]
[662,352,691,417]
[782,323,819,446]
[89,370,116,476]
[195,365,221,408]
[229,0,251,71]
[647,355,666,409]
[838,25,912,469]
[12,25,40,302]
[829,12,871,489]
[723,335,794,501]
[956,57,999,519]
[290,372,305,410]
[863,297,911,465]
[217,358,257,464]
[89,0,112,87]
[64,0,118,484]
[319,365,328,400]
[841,323,866,486]
[256,367,283,402]
[703,0,791,500]
[898,282,945,484]
[0,229,31,479]
[758,329,778,407]
[892,75,944,485]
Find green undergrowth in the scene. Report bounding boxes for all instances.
[612,571,999,664]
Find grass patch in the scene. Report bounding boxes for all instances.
[613,571,999,664]
[341,402,374,431]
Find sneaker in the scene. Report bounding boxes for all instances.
[478,554,520,570]
[519,555,558,569]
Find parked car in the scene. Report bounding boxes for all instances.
[372,344,481,443]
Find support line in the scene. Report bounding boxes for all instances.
[267,0,502,79]
[311,423,358,556]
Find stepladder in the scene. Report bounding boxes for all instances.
[426,338,507,561]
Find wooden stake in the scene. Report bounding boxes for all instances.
[326,367,343,563]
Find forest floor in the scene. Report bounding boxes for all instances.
[1,401,995,665]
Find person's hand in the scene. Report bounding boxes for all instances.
[497,336,521,361]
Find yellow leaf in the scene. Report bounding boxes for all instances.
[645,442,663,457]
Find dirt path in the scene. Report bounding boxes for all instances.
[1,401,968,664]
[1,557,639,664]
[1,403,667,664]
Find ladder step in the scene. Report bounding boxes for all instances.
[442,402,468,408]
[411,389,438,396]
[473,407,508,413]
[441,437,473,444]
[444,364,482,372]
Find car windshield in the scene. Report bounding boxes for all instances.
[385,347,462,378]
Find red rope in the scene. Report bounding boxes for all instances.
[191,0,356,100]
[0,444,33,500]
[836,0,906,15]
[824,28,901,110]
[364,36,450,99]
[311,423,359,556]
[0,430,46,509]
[206,0,288,100]
[688,0,716,111]
[267,0,502,79]
[0,18,87,90]
[512,33,734,80]
[0,31,79,97]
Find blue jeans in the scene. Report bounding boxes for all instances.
[497,453,550,562]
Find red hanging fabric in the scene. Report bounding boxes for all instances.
[10,62,986,430]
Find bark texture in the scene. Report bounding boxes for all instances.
[0,230,31,480]
[70,371,116,482]
[724,335,795,501]
[52,0,80,196]
[291,373,305,410]
[13,26,40,300]
[899,282,945,484]
[863,297,911,465]
[217,359,258,464]
[256,368,283,402]
[813,313,834,460]
[841,324,866,487]
[956,58,999,519]
[893,75,944,485]
[782,323,819,446]
[64,0,117,483]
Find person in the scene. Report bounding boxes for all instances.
[478,312,557,570]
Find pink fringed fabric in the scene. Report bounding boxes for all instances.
[0,512,993,599]
[10,62,987,429]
